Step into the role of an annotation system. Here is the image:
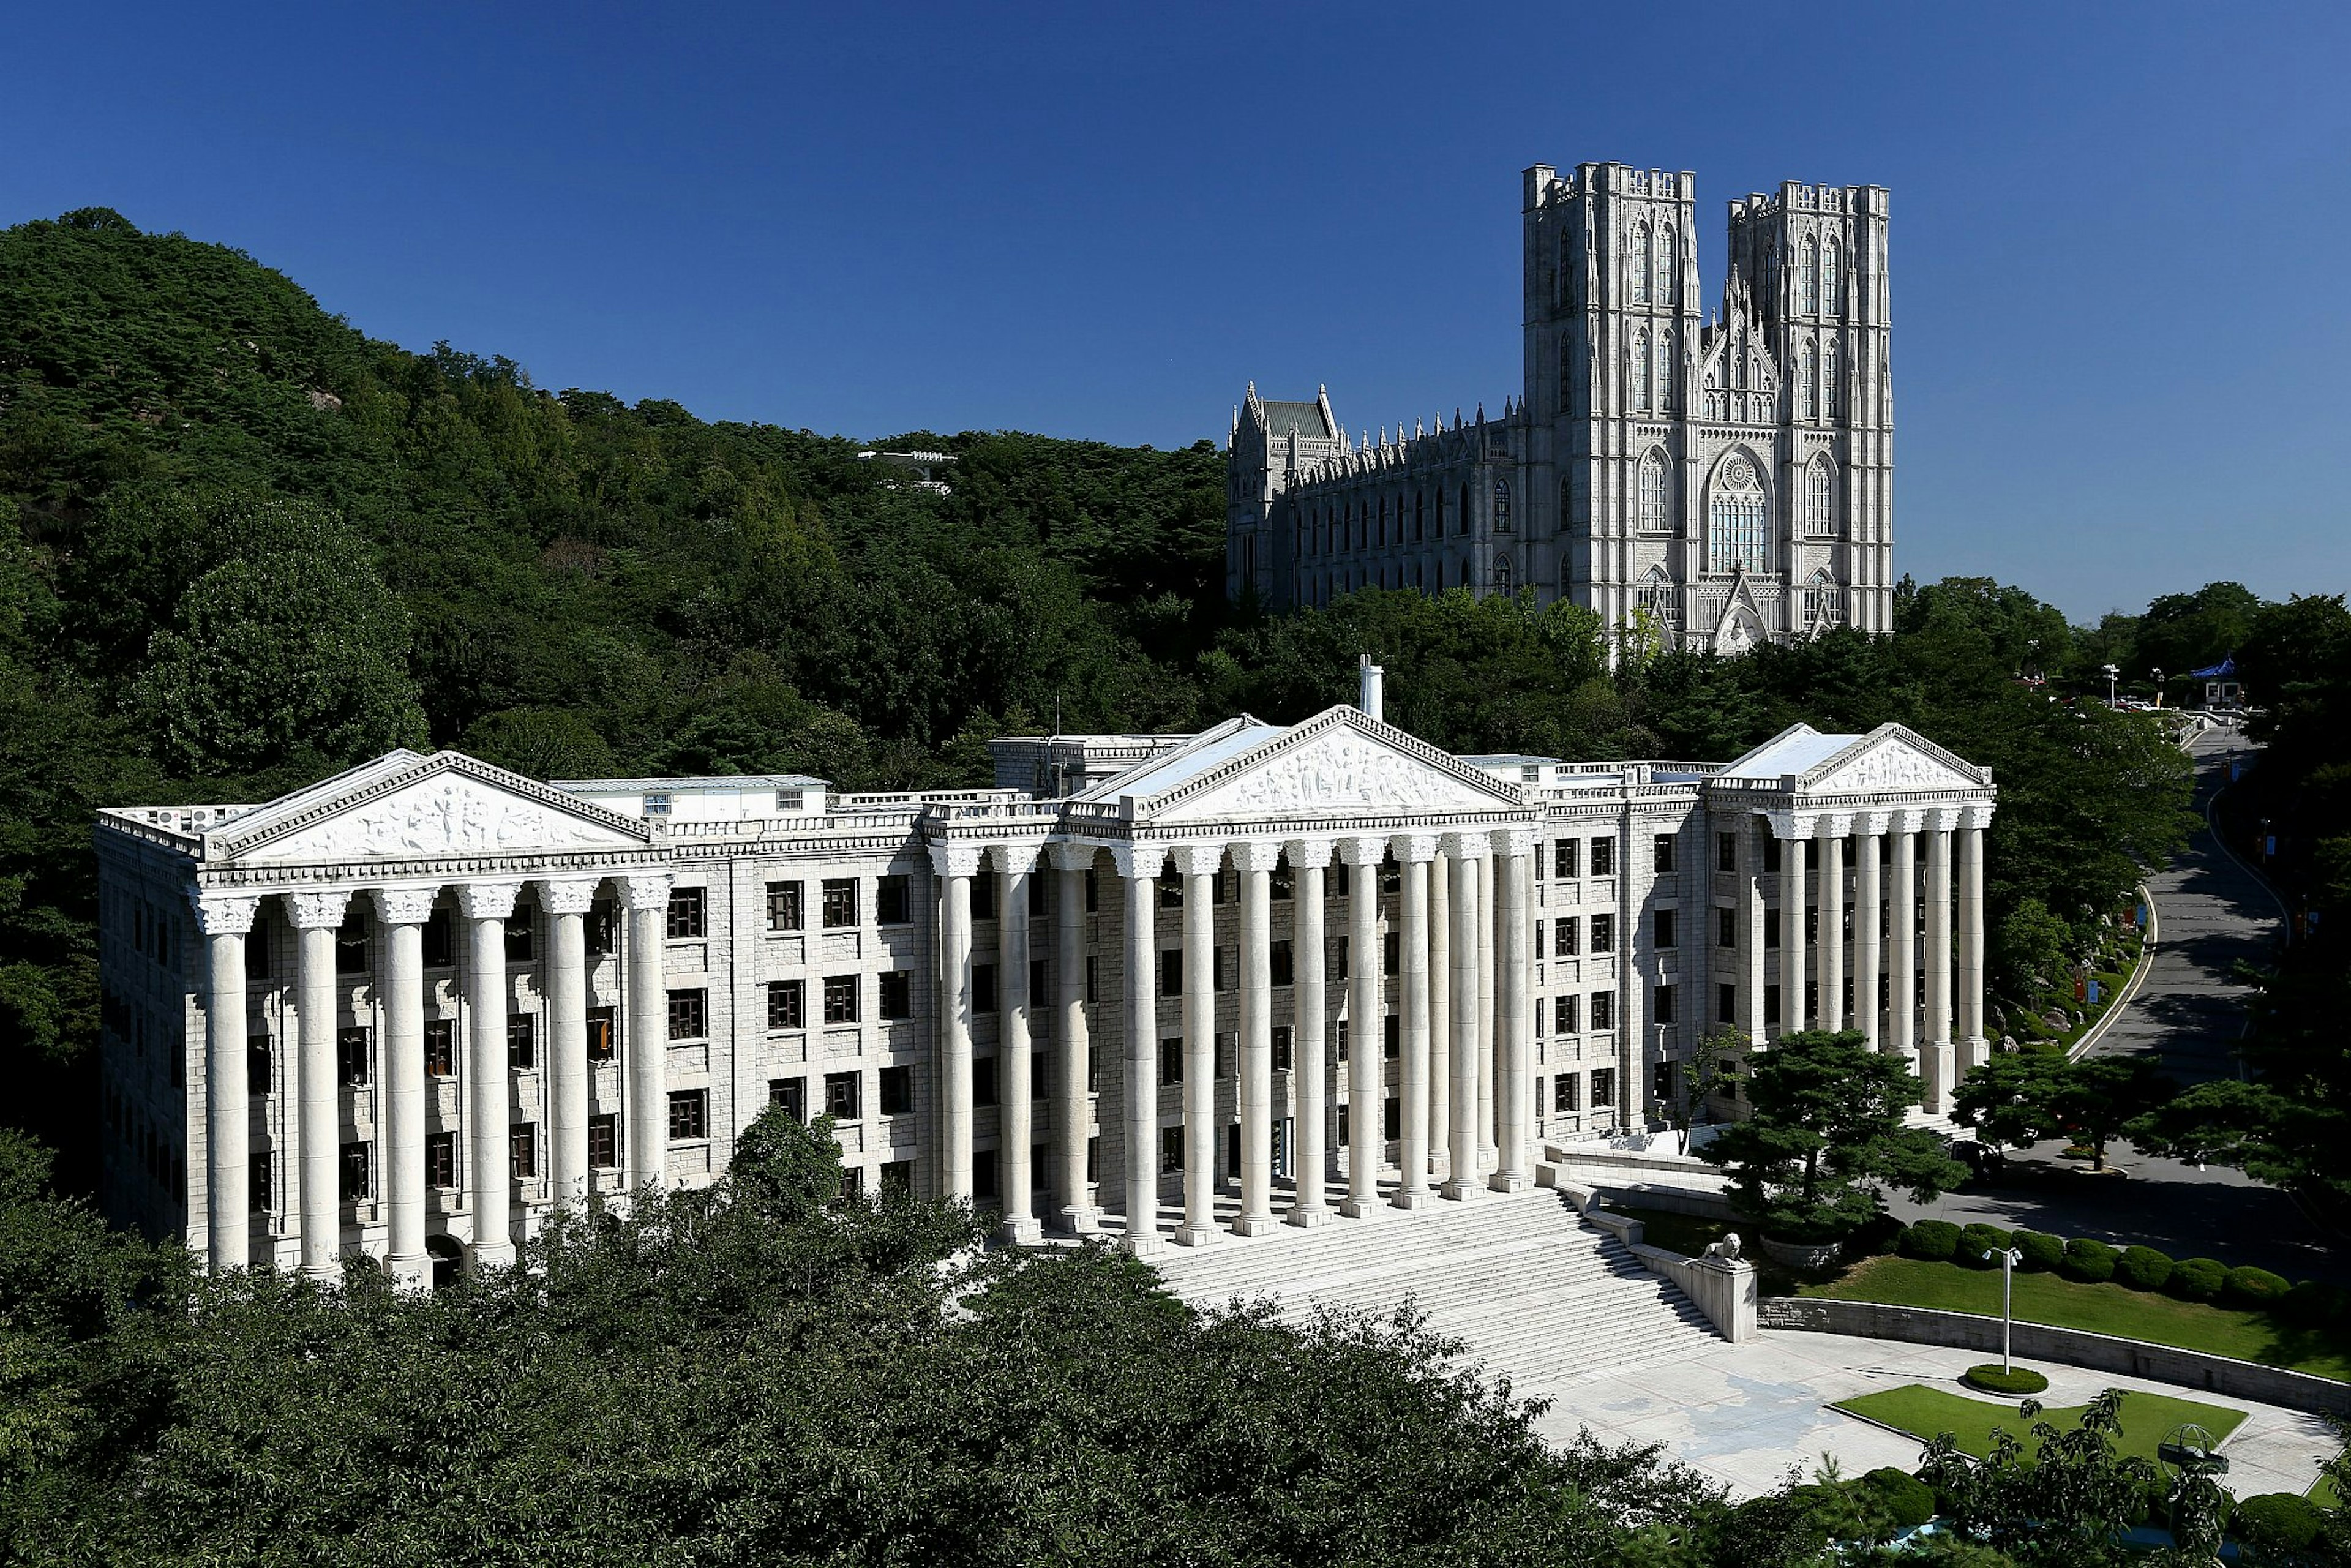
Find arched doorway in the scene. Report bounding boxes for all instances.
[426,1234,463,1291]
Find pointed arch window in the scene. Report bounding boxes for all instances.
[1826,340,1842,422]
[1707,454,1769,577]
[1637,449,1668,533]
[1805,569,1841,627]
[1656,222,1677,306]
[1631,328,1651,412]
[1799,234,1820,313]
[1637,566,1676,625]
[1823,240,1843,317]
[1493,554,1514,596]
[1804,456,1834,535]
[1457,484,1470,536]
[1656,328,1674,414]
[1413,490,1425,542]
[1801,341,1820,422]
[1492,479,1513,534]
[1631,222,1652,305]
[1559,475,1573,535]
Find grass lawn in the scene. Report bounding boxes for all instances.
[1802,1256,2351,1382]
[1612,1205,1736,1259]
[1836,1384,2244,1465]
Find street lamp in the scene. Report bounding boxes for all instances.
[1984,1245,2025,1373]
[2151,667,2165,709]
[2102,663,2120,708]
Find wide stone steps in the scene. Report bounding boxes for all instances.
[1150,1185,1720,1394]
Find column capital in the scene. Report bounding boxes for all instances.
[616,871,673,912]
[455,880,523,921]
[992,842,1041,877]
[1167,841,1224,877]
[1922,806,1960,834]
[1888,808,1925,835]
[928,841,986,880]
[282,888,351,930]
[1487,825,1537,860]
[1385,832,1439,865]
[1046,840,1098,873]
[1108,842,1166,881]
[1282,836,1335,869]
[1438,830,1488,861]
[535,877,601,917]
[1821,812,1856,839]
[187,890,261,936]
[1766,811,1815,841]
[369,886,440,926]
[1959,803,1995,832]
[1855,810,1893,838]
[1229,840,1284,874]
[1335,835,1388,867]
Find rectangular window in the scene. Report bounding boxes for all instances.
[588,1007,617,1062]
[643,791,672,817]
[505,904,536,962]
[1335,1019,1349,1062]
[1654,984,1677,1026]
[1655,1061,1676,1102]
[972,876,998,920]
[973,1149,1000,1199]
[1718,832,1738,872]
[767,881,804,932]
[339,1141,372,1201]
[1805,906,1818,944]
[876,874,911,926]
[424,1019,457,1078]
[1589,913,1614,954]
[1161,1125,1184,1172]
[1763,835,1782,874]
[336,915,367,975]
[1591,991,1616,1031]
[1653,834,1676,875]
[666,887,706,940]
[511,1123,538,1179]
[247,1036,271,1096]
[826,1071,860,1119]
[250,1153,272,1212]
[1270,865,1294,902]
[1160,1038,1182,1086]
[1382,930,1399,977]
[1590,838,1614,877]
[1084,869,1099,912]
[1765,985,1782,1026]
[879,1065,913,1115]
[588,902,618,958]
[1554,917,1578,958]
[1087,1136,1100,1182]
[1717,983,1737,1024]
[1270,941,1293,987]
[1554,994,1577,1034]
[768,978,804,1030]
[411,908,450,969]
[1159,948,1182,997]
[768,1077,806,1122]
[972,963,999,1015]
[1272,1025,1293,1072]
[337,1027,370,1087]
[244,923,272,981]
[1591,1067,1617,1108]
[1718,908,1737,948]
[1764,908,1781,949]
[1158,871,1182,909]
[1085,955,1099,1005]
[667,989,706,1041]
[1554,1073,1579,1113]
[1554,839,1578,879]
[823,975,859,1024]
[508,1015,538,1069]
[973,1056,999,1106]
[1653,909,1676,948]
[879,970,912,1020]
[1384,1014,1400,1059]
[588,1114,618,1169]
[821,879,858,929]
[426,1131,457,1188]
[882,1158,915,1192]
[668,1088,707,1141]
[1029,958,1046,1005]
[1087,1046,1098,1093]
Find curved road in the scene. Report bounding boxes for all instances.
[1892,724,2344,1283]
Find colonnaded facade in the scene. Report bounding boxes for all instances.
[97,684,1990,1286]
[1228,161,1896,648]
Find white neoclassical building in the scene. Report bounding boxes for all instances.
[96,678,1993,1286]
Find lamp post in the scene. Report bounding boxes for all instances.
[2151,667,2165,709]
[2102,663,2119,709]
[1985,1245,2025,1372]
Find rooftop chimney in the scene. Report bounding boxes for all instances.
[1359,654,1384,722]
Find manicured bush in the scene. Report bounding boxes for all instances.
[2115,1244,2174,1291]
[1897,1220,1961,1262]
[2279,1278,2345,1327]
[1861,1466,1936,1529]
[1850,1210,1905,1258]
[1957,1223,2015,1267]
[2223,1264,2291,1307]
[2059,1236,2118,1283]
[2166,1256,2227,1302]
[1960,1362,2050,1395]
[2012,1229,2065,1272]
[2230,1492,2323,1552]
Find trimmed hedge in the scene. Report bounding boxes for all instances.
[1961,1362,2050,1395]
[1861,1466,1936,1529]
[2013,1229,2064,1273]
[2167,1256,2227,1303]
[2225,1264,2290,1307]
[1957,1223,2015,1267]
[2059,1236,2118,1283]
[1897,1220,1960,1262]
[2230,1492,2323,1552]
[2116,1245,2175,1291]
[2280,1278,2347,1327]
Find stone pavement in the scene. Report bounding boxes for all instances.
[1547,1327,2338,1500]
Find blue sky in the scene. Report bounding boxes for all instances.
[5,3,2345,620]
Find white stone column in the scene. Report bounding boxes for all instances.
[1284,838,1334,1228]
[1112,843,1166,1255]
[1441,835,1485,1201]
[928,842,980,1204]
[618,872,671,1193]
[1739,820,1767,1046]
[1169,842,1220,1247]
[1338,836,1387,1219]
[1477,850,1496,1168]
[1775,817,1809,1035]
[1922,813,1955,1113]
[1957,806,1990,1073]
[1232,840,1282,1234]
[372,886,437,1290]
[1048,842,1098,1233]
[190,892,261,1272]
[1889,816,1919,1066]
[1428,849,1451,1172]
[996,844,1041,1243]
[538,877,600,1211]
[457,882,520,1270]
[1817,823,1847,1032]
[1388,834,1436,1209]
[287,891,351,1280]
[1490,827,1535,1192]
[1854,816,1886,1052]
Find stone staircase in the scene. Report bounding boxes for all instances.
[1149,1185,1720,1392]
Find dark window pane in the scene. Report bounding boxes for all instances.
[768,979,804,1030]
[877,874,911,925]
[666,888,706,940]
[666,990,705,1041]
[822,879,858,929]
[667,1089,707,1141]
[767,882,804,932]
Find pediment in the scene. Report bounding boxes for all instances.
[1800,726,1988,797]
[213,752,652,863]
[1150,709,1521,823]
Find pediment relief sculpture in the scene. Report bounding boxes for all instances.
[239,773,646,861]
[1161,728,1502,822]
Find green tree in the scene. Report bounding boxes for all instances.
[1954,1053,2172,1171]
[1918,1389,2161,1567]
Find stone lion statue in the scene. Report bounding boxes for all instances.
[1704,1232,1742,1261]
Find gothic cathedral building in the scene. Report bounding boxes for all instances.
[1227,163,1895,649]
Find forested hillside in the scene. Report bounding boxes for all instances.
[1,208,2197,1182]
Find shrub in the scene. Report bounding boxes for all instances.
[2060,1236,2118,1283]
[1850,1210,1905,1258]
[1861,1467,1936,1529]
[2115,1244,2174,1291]
[2231,1492,2323,1552]
[1898,1220,1960,1262]
[2012,1229,2065,1272]
[2166,1256,2227,1302]
[1961,1362,2050,1395]
[2279,1278,2345,1327]
[1957,1223,2015,1267]
[2223,1264,2291,1307]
